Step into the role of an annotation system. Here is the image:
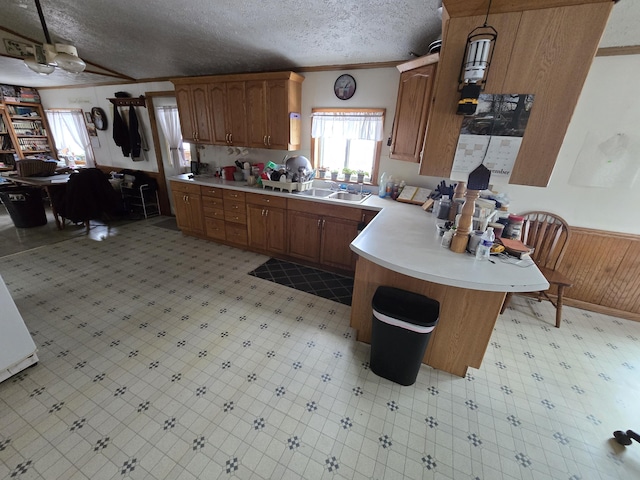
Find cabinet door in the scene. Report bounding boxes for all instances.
[247,204,268,250]
[390,64,436,162]
[265,207,287,254]
[245,80,267,148]
[175,85,195,141]
[320,216,359,271]
[226,81,247,146]
[265,79,288,149]
[172,191,191,230]
[191,84,211,144]
[288,210,321,263]
[209,82,229,145]
[171,191,203,233]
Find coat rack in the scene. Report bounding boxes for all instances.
[107,96,146,108]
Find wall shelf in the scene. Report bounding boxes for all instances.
[108,96,146,108]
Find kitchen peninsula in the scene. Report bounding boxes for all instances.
[350,201,549,377]
[170,175,548,377]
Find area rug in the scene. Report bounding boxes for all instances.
[249,258,354,305]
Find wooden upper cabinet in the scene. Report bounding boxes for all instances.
[175,83,212,144]
[246,80,268,149]
[390,57,438,162]
[209,81,247,146]
[174,71,303,151]
[420,0,614,187]
[245,75,304,150]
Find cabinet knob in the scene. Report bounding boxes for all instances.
[229,133,233,144]
[317,219,321,228]
[263,135,267,146]
[267,135,271,146]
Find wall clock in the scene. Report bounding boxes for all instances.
[91,107,108,130]
[334,74,356,100]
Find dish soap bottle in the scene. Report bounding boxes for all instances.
[378,172,387,198]
[475,227,495,261]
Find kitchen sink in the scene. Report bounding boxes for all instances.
[330,191,369,202]
[295,188,370,203]
[297,188,335,198]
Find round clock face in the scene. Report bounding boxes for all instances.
[334,74,356,100]
[91,107,108,130]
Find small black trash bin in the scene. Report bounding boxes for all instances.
[370,286,439,386]
[0,187,47,228]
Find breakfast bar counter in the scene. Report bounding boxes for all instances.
[349,200,549,377]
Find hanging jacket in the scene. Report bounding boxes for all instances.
[113,107,130,157]
[129,106,142,160]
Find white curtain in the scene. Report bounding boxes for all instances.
[156,106,185,168]
[311,111,384,141]
[46,110,95,167]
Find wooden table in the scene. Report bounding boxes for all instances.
[8,174,70,229]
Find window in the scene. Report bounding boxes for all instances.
[311,108,384,184]
[45,109,95,168]
[156,106,190,168]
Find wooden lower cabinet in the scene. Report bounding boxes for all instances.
[170,182,204,234]
[223,190,247,246]
[287,205,360,271]
[171,183,370,273]
[247,203,287,254]
[288,211,322,262]
[320,216,359,270]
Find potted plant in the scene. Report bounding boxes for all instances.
[317,166,328,179]
[342,168,354,181]
[356,170,369,183]
[330,169,339,181]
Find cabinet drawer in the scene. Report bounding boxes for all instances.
[246,192,287,209]
[200,185,223,198]
[205,218,226,240]
[225,211,247,224]
[287,198,362,221]
[170,181,200,194]
[223,190,246,201]
[202,196,224,209]
[224,200,245,213]
[203,206,225,219]
[226,223,247,245]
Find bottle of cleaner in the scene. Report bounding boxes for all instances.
[475,227,495,261]
[378,172,387,198]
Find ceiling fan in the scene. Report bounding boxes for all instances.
[23,0,86,75]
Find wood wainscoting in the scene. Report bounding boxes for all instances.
[536,226,640,321]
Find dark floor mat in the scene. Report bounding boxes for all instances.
[249,258,354,306]
[151,218,180,231]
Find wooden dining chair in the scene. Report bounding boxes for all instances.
[500,211,573,327]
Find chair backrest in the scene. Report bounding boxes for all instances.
[518,211,571,271]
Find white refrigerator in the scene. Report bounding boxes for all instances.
[0,274,38,383]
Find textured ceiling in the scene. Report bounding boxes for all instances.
[0,0,637,89]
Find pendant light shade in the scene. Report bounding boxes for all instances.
[24,56,55,75]
[22,0,86,76]
[53,44,86,73]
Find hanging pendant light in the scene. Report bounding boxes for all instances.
[456,0,497,115]
[23,0,86,75]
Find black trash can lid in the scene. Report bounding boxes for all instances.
[372,286,439,327]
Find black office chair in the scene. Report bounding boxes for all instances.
[57,168,120,232]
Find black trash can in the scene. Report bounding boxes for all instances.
[370,286,439,386]
[0,187,47,228]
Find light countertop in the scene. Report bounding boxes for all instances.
[170,174,549,293]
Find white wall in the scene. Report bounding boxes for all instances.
[39,81,174,172]
[38,55,640,234]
